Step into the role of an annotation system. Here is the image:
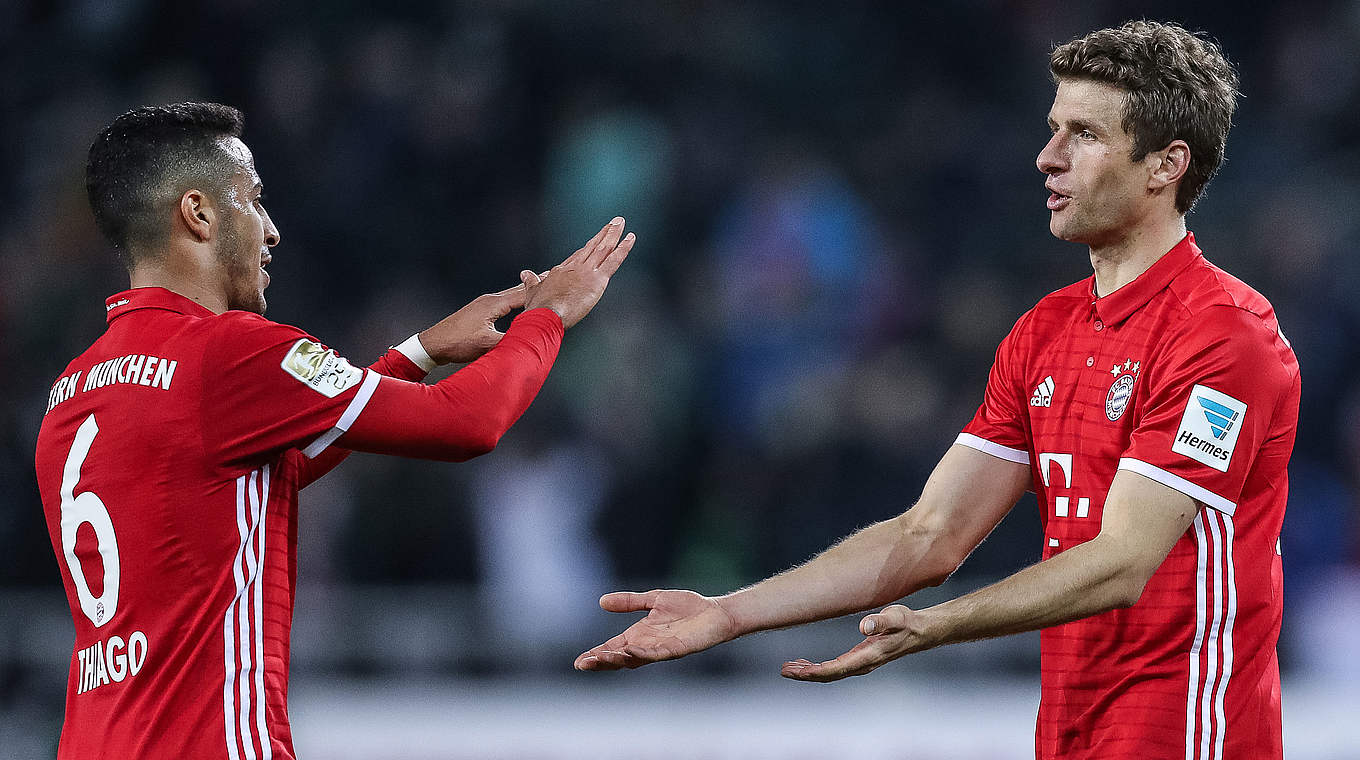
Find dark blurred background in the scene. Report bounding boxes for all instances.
[2,1,1357,757]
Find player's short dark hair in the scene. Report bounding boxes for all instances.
[85,102,245,265]
[1050,21,1240,214]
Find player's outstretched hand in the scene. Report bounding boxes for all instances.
[522,217,635,329]
[574,590,738,671]
[416,281,531,364]
[779,604,926,682]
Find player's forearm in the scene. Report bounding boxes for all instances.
[340,308,563,460]
[913,536,1144,650]
[720,510,960,636]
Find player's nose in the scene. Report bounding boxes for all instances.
[1036,133,1067,174]
[263,209,281,247]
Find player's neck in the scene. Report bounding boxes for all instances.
[1087,215,1187,298]
[128,245,231,314]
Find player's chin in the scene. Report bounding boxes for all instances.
[244,289,268,316]
[1048,216,1084,243]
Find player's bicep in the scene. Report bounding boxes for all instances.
[911,443,1032,558]
[295,347,434,486]
[1097,469,1198,582]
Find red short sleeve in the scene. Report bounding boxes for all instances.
[201,312,378,468]
[957,312,1032,465]
[1118,305,1296,515]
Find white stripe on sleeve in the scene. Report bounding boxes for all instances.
[954,433,1030,465]
[302,369,381,459]
[1117,458,1236,515]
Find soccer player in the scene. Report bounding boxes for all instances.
[577,21,1296,760]
[34,102,634,759]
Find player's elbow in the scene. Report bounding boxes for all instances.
[893,513,968,589]
[920,553,965,589]
[1108,577,1145,609]
[1107,563,1157,609]
[459,429,503,459]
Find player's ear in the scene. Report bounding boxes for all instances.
[178,189,214,243]
[1147,139,1190,193]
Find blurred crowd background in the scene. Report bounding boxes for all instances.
[1,0,1357,757]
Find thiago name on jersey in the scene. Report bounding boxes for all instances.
[75,631,149,696]
[45,353,178,414]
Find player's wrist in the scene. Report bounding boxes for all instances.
[714,591,761,638]
[394,333,439,371]
[514,306,566,331]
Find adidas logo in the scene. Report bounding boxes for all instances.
[1030,376,1055,408]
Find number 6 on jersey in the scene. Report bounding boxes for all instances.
[60,414,121,628]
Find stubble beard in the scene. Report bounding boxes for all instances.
[216,215,267,315]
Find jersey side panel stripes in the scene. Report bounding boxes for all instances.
[254,466,273,760]
[226,467,273,760]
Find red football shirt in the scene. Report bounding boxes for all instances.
[958,234,1298,760]
[34,287,563,759]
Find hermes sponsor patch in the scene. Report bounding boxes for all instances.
[281,339,363,398]
[1171,384,1246,473]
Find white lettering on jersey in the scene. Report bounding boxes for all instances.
[76,630,148,695]
[46,371,83,413]
[54,354,179,406]
[281,339,363,398]
[1172,384,1247,473]
[1030,376,1055,408]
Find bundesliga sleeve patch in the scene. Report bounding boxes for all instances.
[1171,384,1247,473]
[280,339,364,398]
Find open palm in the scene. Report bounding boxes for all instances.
[574,590,738,671]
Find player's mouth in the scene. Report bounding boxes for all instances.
[1046,184,1072,211]
[260,253,272,287]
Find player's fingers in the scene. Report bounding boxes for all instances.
[860,604,911,636]
[599,590,659,613]
[491,282,527,296]
[573,653,606,671]
[570,221,614,264]
[489,284,528,316]
[575,653,615,671]
[780,649,878,682]
[520,270,541,287]
[585,217,625,267]
[622,642,681,662]
[574,649,631,671]
[597,232,635,275]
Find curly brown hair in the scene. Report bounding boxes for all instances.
[1050,21,1240,214]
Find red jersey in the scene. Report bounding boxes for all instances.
[958,234,1298,760]
[34,287,563,759]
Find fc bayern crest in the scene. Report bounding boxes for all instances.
[1105,358,1141,421]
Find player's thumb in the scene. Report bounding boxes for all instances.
[860,605,910,636]
[520,269,541,287]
